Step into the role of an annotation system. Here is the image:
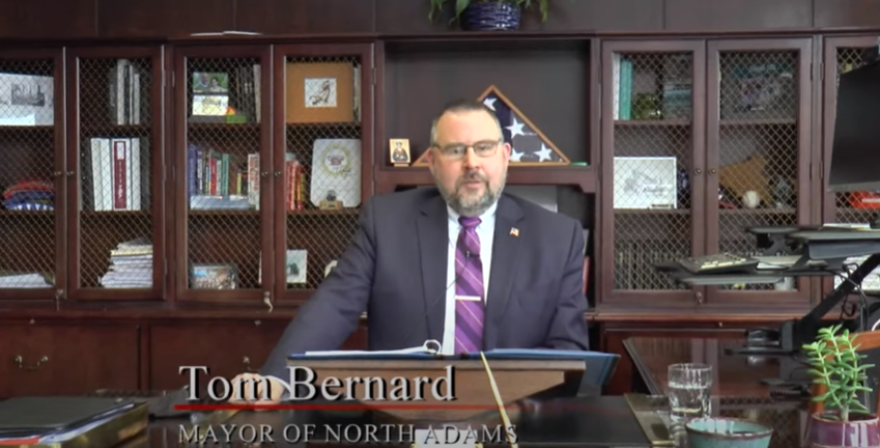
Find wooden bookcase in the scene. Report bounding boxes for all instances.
[598,38,814,310]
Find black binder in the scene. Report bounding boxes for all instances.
[0,397,137,437]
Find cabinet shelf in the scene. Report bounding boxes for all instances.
[376,166,596,194]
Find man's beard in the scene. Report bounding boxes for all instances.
[436,170,506,217]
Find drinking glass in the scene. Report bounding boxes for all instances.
[667,363,713,422]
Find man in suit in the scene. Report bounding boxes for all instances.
[230,99,590,403]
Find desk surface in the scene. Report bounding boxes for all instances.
[625,337,810,448]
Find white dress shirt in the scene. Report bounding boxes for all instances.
[440,201,497,355]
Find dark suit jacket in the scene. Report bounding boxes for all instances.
[260,188,590,378]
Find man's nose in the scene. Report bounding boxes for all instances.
[462,147,479,168]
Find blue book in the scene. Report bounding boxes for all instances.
[288,343,619,388]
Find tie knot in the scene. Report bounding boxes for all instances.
[459,216,481,228]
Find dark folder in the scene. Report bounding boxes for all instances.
[0,397,137,437]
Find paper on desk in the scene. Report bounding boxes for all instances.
[293,339,443,359]
[0,414,116,445]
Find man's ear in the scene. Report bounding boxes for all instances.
[501,142,511,162]
[425,148,436,174]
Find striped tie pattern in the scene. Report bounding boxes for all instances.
[454,216,485,354]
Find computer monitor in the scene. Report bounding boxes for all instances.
[828,46,880,192]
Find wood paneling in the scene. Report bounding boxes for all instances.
[0,0,96,39]
[374,0,454,35]
[96,0,235,38]
[664,0,812,31]
[375,0,663,34]
[531,0,664,32]
[235,0,374,35]
[814,0,880,29]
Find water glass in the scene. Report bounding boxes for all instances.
[667,363,713,422]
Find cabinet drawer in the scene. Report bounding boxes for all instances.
[0,321,140,398]
[149,320,287,393]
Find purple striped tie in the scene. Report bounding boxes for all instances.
[454,216,485,354]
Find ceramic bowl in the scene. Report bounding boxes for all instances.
[685,417,773,448]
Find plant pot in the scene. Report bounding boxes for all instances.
[684,417,774,448]
[808,412,880,447]
[460,2,521,31]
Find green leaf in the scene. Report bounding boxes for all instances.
[455,0,470,18]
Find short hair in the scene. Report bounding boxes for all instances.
[429,99,503,147]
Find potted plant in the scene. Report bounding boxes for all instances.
[802,324,880,447]
[428,0,551,31]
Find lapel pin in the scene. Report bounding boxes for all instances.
[510,227,519,237]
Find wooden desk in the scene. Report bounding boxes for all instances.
[623,336,808,398]
[624,336,810,448]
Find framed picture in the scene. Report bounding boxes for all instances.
[285,62,356,124]
[389,138,411,167]
[191,263,238,289]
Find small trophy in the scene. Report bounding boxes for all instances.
[319,190,344,210]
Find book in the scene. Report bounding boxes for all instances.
[291,339,442,359]
[289,344,619,389]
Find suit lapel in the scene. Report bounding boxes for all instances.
[417,195,449,342]
[484,195,524,349]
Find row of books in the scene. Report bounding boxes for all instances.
[109,59,145,125]
[611,53,692,121]
[87,137,147,211]
[186,146,306,211]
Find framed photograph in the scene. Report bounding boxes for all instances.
[389,138,411,167]
[613,156,678,209]
[190,263,238,289]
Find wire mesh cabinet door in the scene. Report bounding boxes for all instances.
[0,48,65,302]
[599,40,707,309]
[272,44,374,306]
[67,46,166,301]
[174,44,273,306]
[705,38,813,307]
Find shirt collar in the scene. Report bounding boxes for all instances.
[446,199,498,225]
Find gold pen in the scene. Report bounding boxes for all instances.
[480,352,518,448]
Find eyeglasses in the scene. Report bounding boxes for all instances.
[433,139,502,160]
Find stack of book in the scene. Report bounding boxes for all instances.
[0,397,147,447]
[100,237,152,288]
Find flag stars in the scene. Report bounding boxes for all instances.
[510,148,524,162]
[535,144,553,162]
[483,97,497,111]
[505,117,525,139]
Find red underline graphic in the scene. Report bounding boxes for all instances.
[174,403,515,411]
[172,403,632,416]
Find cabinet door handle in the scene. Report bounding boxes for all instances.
[13,355,48,370]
